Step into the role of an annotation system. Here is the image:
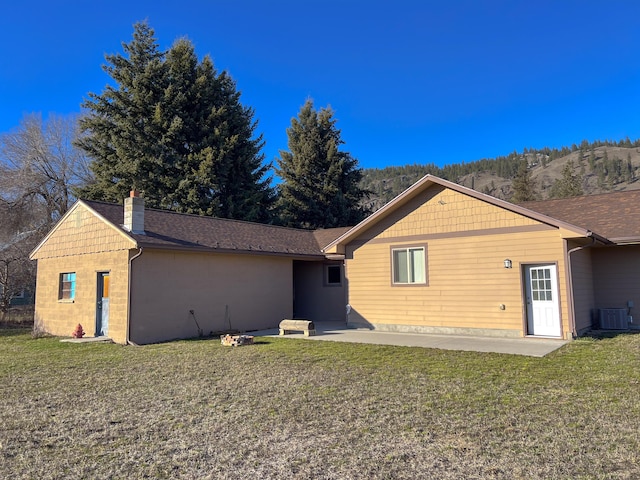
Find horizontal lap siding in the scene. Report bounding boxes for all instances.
[346,189,570,336]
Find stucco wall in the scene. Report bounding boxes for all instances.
[345,187,572,338]
[293,261,346,323]
[129,250,293,344]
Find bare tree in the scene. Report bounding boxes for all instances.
[0,113,92,312]
[0,113,93,224]
[0,233,38,314]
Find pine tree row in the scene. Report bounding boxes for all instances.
[75,22,368,228]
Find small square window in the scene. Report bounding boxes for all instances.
[326,265,342,286]
[59,272,76,300]
[392,246,427,285]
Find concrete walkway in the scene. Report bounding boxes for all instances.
[253,323,568,357]
[60,336,112,343]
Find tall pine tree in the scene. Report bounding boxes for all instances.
[510,160,538,203]
[276,100,368,229]
[550,160,583,199]
[75,22,274,222]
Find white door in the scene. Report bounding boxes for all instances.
[525,264,561,337]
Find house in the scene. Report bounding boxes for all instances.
[1,288,35,307]
[324,175,640,339]
[29,192,349,344]
[31,175,640,345]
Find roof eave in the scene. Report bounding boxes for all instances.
[135,241,327,259]
[607,236,640,245]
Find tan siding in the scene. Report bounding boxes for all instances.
[346,192,572,338]
[360,186,541,241]
[33,250,131,343]
[129,250,293,344]
[32,203,134,260]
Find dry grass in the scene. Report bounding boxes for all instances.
[0,306,34,327]
[1,329,639,479]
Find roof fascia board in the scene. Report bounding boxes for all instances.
[608,236,640,245]
[137,243,327,260]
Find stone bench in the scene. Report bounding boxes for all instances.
[279,319,316,337]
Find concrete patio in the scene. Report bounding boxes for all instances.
[252,322,568,357]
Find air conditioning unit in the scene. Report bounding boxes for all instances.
[598,308,629,330]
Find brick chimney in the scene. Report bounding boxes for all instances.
[123,190,145,234]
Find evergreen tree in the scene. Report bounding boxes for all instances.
[550,160,583,198]
[75,22,166,205]
[588,148,596,171]
[276,100,369,229]
[75,22,273,222]
[511,160,538,203]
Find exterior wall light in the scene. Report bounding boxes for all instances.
[504,259,512,269]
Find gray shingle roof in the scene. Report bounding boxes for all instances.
[84,200,346,257]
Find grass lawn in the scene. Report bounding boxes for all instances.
[1,328,639,479]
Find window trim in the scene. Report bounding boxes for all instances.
[59,272,76,302]
[390,244,428,286]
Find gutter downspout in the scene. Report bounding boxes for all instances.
[565,236,597,339]
[126,247,143,345]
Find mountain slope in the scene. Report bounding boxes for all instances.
[360,141,640,211]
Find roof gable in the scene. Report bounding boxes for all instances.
[324,175,598,252]
[30,201,136,260]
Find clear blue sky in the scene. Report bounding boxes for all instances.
[1,0,639,170]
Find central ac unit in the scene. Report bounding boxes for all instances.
[598,308,629,330]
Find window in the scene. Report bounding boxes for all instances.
[59,273,76,300]
[392,246,427,285]
[325,264,342,286]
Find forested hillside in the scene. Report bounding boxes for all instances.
[360,138,640,211]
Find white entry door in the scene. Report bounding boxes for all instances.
[525,264,561,337]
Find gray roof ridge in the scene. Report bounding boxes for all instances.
[81,198,316,234]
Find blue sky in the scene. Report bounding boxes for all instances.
[1,0,639,170]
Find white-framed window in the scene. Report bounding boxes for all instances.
[325,264,342,286]
[59,272,76,300]
[392,246,427,285]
